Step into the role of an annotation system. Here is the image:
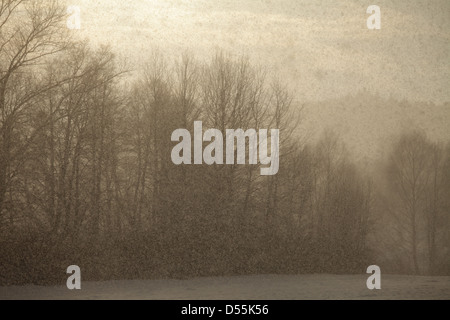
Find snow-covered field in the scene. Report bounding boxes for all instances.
[1,274,449,300]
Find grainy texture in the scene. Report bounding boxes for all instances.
[0,0,449,298]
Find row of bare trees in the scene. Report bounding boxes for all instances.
[0,1,448,284]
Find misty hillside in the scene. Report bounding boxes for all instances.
[301,93,450,164]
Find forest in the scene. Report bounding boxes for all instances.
[0,1,449,285]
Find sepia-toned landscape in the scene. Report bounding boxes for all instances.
[0,0,449,299]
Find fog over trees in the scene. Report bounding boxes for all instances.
[0,1,449,285]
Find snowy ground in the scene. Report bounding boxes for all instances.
[1,274,449,300]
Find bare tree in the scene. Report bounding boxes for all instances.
[0,0,68,229]
[386,131,432,274]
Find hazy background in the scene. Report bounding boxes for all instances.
[66,0,450,161]
[70,0,450,103]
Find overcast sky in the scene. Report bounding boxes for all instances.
[67,0,450,104]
